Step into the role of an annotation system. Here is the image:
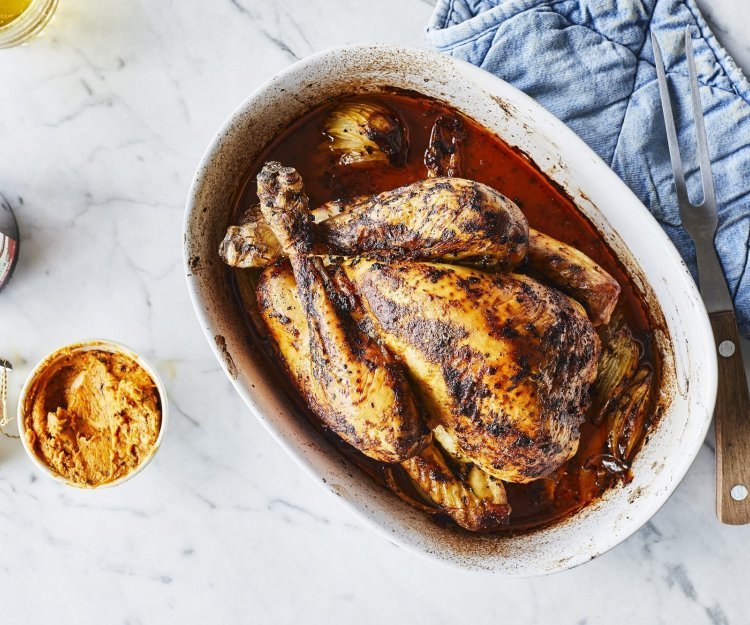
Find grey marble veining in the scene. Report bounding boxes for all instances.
[0,1,748,623]
[695,0,750,80]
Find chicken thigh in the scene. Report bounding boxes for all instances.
[256,162,429,463]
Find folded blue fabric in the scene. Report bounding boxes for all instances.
[427,0,750,335]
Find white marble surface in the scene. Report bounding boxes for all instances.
[1,1,749,623]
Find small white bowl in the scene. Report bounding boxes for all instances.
[17,339,169,489]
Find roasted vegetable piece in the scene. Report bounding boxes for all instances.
[588,316,654,466]
[432,424,510,507]
[424,115,466,178]
[592,324,640,423]
[396,431,511,531]
[605,365,653,462]
[322,98,406,166]
[432,423,509,508]
[432,422,467,461]
[384,467,441,515]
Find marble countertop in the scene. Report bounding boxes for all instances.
[1,1,749,623]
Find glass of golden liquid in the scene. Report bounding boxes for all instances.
[0,0,58,48]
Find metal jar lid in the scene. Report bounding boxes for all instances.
[0,195,19,292]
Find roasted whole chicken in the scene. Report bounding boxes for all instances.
[221,154,624,531]
[217,89,646,533]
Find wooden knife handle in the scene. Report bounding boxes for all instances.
[711,310,750,524]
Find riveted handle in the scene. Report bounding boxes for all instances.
[711,311,750,524]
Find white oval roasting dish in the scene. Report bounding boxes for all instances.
[183,45,716,575]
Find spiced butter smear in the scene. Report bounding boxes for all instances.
[23,348,161,487]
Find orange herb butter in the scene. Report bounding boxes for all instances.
[23,348,161,487]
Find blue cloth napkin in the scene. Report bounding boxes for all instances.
[427,0,750,335]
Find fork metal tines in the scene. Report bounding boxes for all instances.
[651,27,733,313]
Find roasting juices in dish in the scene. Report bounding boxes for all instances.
[220,92,660,533]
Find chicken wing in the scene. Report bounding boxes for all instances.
[526,229,621,326]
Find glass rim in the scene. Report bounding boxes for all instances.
[0,0,58,49]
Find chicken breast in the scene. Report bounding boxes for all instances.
[338,259,601,483]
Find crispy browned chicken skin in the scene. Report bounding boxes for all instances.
[243,161,608,526]
[338,258,600,482]
[256,162,429,463]
[257,260,511,529]
[221,177,529,271]
[220,181,618,326]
